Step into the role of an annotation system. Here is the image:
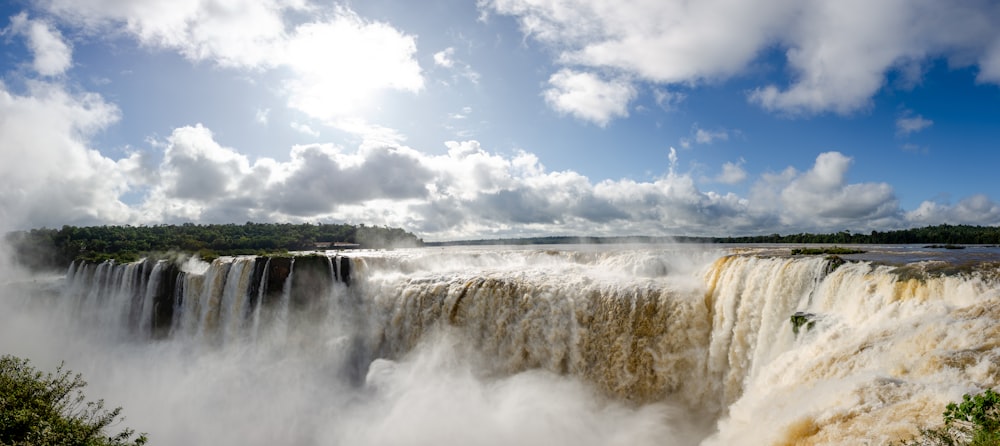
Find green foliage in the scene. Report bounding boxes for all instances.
[898,389,1000,446]
[719,224,1000,245]
[4,222,423,270]
[0,355,146,446]
[790,246,866,255]
[945,390,1000,434]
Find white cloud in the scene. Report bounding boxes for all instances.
[5,13,73,76]
[653,88,685,111]
[0,97,990,239]
[0,81,128,229]
[543,69,635,126]
[905,195,1000,227]
[681,125,730,148]
[132,125,433,223]
[696,128,727,144]
[281,12,423,123]
[42,0,293,67]
[41,1,423,138]
[896,112,933,136]
[434,47,455,68]
[715,160,747,185]
[486,0,1000,116]
[778,152,899,227]
[432,46,480,86]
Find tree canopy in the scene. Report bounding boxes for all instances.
[0,355,146,446]
[716,224,1000,245]
[4,222,424,270]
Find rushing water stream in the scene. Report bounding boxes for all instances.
[2,244,999,445]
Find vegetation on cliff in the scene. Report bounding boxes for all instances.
[4,222,423,270]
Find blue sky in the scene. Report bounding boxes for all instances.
[0,0,998,240]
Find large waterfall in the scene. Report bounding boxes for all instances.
[4,245,1000,445]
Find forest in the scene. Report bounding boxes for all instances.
[427,224,1000,247]
[714,224,1000,245]
[4,222,423,270]
[5,223,1000,271]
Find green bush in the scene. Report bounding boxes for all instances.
[0,355,146,446]
[790,246,866,255]
[899,389,1000,446]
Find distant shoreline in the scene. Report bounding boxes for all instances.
[425,224,1000,247]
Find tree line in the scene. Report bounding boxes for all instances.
[715,224,1000,245]
[6,223,999,271]
[4,222,423,270]
[428,224,1000,247]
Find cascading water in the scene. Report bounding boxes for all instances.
[10,245,1000,445]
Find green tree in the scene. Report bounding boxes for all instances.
[899,389,1000,446]
[0,355,147,446]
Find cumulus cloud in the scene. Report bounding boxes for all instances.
[132,125,434,223]
[4,2,997,240]
[1,92,994,239]
[485,0,1000,116]
[777,152,900,228]
[543,69,635,126]
[0,81,128,229]
[41,0,293,67]
[715,160,747,185]
[5,12,72,76]
[40,1,423,137]
[905,195,1000,226]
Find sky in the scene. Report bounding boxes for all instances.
[0,0,998,241]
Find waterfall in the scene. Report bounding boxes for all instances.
[219,257,255,345]
[250,256,271,342]
[50,247,1000,444]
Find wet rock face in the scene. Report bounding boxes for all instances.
[290,255,334,311]
[263,257,292,306]
[151,261,180,339]
[339,256,351,285]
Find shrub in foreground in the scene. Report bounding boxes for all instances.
[0,354,146,445]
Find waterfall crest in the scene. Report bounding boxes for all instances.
[56,247,1000,444]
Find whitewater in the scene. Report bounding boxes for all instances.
[2,244,999,445]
